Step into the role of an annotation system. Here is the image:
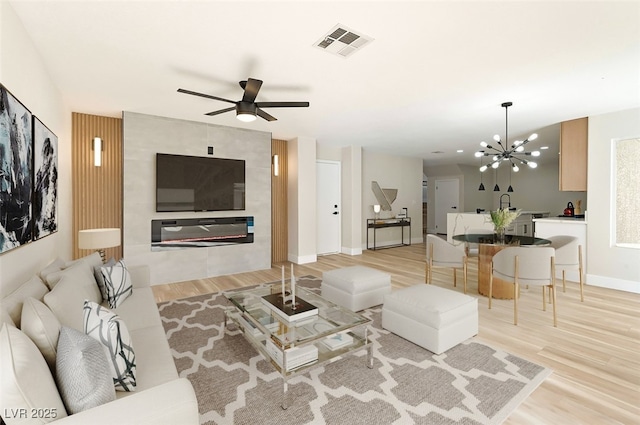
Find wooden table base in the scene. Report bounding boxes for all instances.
[478,244,516,299]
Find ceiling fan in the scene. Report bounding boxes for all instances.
[177,78,309,122]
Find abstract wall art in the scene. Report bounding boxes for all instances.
[0,84,33,254]
[33,116,58,240]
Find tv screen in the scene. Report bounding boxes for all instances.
[156,153,245,212]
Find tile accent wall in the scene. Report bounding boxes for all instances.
[122,112,272,285]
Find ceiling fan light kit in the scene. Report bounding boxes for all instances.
[178,78,309,122]
[476,102,542,172]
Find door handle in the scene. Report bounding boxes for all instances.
[332,212,339,215]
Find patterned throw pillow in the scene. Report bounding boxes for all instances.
[56,326,116,413]
[99,259,133,309]
[94,257,116,301]
[83,301,136,392]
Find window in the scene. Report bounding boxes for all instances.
[614,137,640,248]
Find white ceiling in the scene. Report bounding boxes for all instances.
[8,0,640,168]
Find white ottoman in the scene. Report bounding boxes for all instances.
[321,266,392,312]
[382,284,478,354]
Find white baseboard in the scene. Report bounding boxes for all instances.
[288,254,317,264]
[341,246,363,256]
[586,273,640,294]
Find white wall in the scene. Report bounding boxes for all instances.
[587,108,640,292]
[362,150,423,248]
[341,145,362,255]
[0,2,72,294]
[288,136,317,264]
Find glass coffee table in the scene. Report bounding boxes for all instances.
[224,282,373,409]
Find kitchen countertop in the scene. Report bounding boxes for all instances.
[460,211,550,215]
[533,216,587,224]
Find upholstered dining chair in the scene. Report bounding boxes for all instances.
[546,235,584,302]
[426,234,468,293]
[489,246,557,327]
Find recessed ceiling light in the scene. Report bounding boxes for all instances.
[540,146,549,150]
[457,149,464,153]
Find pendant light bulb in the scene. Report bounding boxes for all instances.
[480,165,488,172]
[507,185,514,193]
[493,184,500,192]
[528,161,538,169]
[528,133,538,141]
[478,182,485,191]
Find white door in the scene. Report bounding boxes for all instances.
[435,179,459,234]
[317,160,341,255]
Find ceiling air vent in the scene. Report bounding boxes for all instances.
[313,24,373,58]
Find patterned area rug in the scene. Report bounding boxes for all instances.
[158,276,551,425]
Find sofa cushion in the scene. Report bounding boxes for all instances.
[2,275,49,329]
[20,297,61,372]
[0,323,68,423]
[125,325,180,395]
[56,326,116,414]
[44,264,102,332]
[83,301,136,392]
[109,287,161,331]
[99,259,133,309]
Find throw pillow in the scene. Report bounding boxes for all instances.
[99,259,133,309]
[64,251,103,270]
[0,323,68,422]
[94,257,115,302]
[44,264,101,331]
[2,275,49,328]
[56,326,116,414]
[83,301,136,392]
[20,297,61,373]
[39,257,66,289]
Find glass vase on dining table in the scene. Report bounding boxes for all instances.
[495,227,506,244]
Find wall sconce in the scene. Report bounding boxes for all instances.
[272,154,279,176]
[92,137,103,167]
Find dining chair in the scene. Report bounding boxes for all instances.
[489,246,557,326]
[426,234,468,293]
[546,235,584,302]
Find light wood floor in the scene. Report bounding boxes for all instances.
[152,243,640,425]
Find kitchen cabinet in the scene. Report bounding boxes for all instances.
[559,117,588,191]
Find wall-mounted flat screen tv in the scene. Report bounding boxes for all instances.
[156,153,245,212]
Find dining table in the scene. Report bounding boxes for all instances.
[452,233,551,299]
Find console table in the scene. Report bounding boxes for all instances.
[366,218,411,250]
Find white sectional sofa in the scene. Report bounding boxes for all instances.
[0,253,199,424]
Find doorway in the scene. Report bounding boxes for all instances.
[434,178,459,235]
[316,160,341,255]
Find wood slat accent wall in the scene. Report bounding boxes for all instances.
[71,113,123,260]
[271,139,288,263]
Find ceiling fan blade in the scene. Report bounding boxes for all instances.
[256,101,310,108]
[205,106,236,116]
[241,78,263,103]
[177,88,236,105]
[256,108,277,122]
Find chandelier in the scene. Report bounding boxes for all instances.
[475,102,541,173]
